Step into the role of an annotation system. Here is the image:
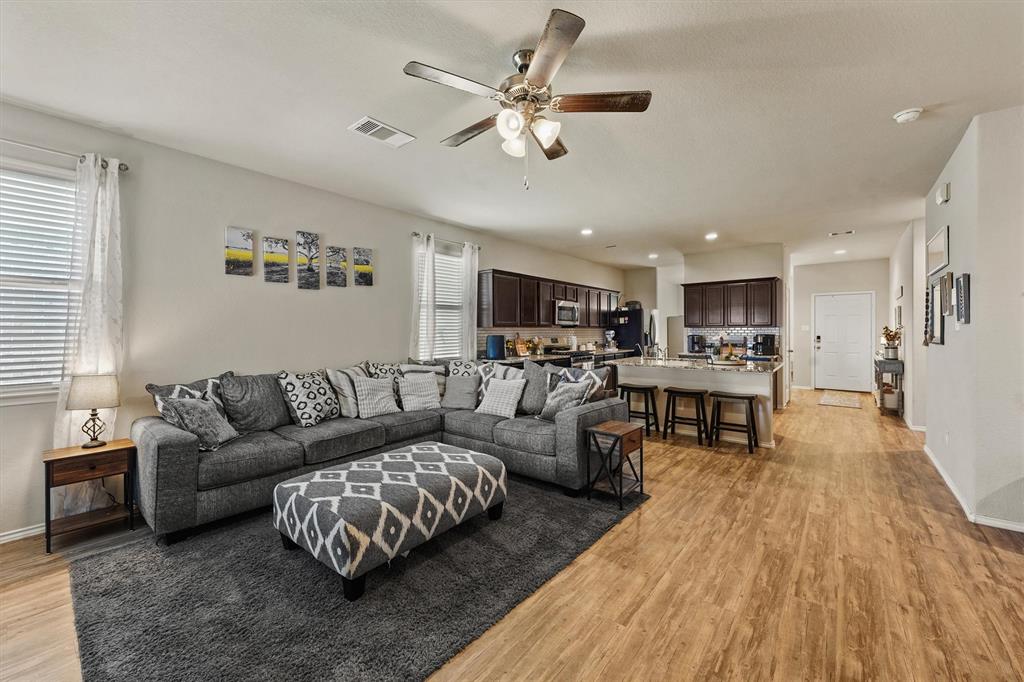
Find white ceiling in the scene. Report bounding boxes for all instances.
[2,1,1021,267]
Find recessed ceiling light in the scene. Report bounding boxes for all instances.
[705,232,718,241]
[893,107,923,124]
[580,228,593,236]
[648,253,659,259]
[834,249,847,255]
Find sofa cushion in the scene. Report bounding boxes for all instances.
[197,431,303,490]
[275,418,385,465]
[539,380,592,421]
[443,410,507,443]
[519,359,553,415]
[363,410,441,443]
[493,417,557,456]
[220,372,292,432]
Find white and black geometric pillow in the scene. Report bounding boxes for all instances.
[477,362,524,400]
[277,370,340,427]
[366,362,404,380]
[447,360,478,377]
[146,371,234,422]
[556,366,611,402]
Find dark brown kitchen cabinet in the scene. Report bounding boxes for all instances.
[520,277,539,326]
[747,279,774,326]
[704,284,726,327]
[538,280,554,326]
[553,283,566,301]
[726,283,747,326]
[683,286,704,326]
[478,271,520,327]
[587,289,601,328]
[681,277,781,328]
[565,286,578,302]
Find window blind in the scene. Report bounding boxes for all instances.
[417,245,466,361]
[0,165,79,390]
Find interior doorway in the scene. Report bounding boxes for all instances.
[812,292,874,392]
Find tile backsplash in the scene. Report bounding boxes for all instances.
[688,327,781,338]
[476,327,607,353]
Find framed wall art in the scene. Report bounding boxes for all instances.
[225,226,254,276]
[926,225,949,276]
[928,279,944,345]
[326,246,348,287]
[296,230,321,290]
[956,273,971,323]
[263,237,289,283]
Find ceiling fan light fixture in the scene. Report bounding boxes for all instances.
[501,135,526,158]
[496,109,526,141]
[531,116,561,149]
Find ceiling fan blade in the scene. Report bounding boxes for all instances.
[530,129,569,160]
[403,61,499,99]
[524,9,585,89]
[441,115,498,147]
[549,91,652,113]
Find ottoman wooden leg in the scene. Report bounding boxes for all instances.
[280,533,298,551]
[342,575,366,602]
[487,502,504,520]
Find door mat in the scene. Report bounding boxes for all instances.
[818,391,862,409]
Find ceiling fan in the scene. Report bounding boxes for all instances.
[403,8,652,162]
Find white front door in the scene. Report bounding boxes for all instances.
[813,292,873,392]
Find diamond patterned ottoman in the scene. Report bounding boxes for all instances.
[273,441,507,600]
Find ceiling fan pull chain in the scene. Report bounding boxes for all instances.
[522,138,530,190]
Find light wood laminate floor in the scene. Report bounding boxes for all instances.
[2,389,1022,681]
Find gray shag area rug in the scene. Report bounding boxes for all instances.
[70,476,645,681]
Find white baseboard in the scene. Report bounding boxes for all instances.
[905,419,926,433]
[791,385,813,390]
[922,444,1023,533]
[0,523,44,544]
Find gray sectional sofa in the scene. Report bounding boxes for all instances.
[132,383,626,540]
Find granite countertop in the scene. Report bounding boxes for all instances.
[607,357,783,373]
[484,354,565,364]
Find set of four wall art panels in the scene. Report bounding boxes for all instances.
[224,226,373,289]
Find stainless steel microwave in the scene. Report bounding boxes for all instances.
[555,300,580,326]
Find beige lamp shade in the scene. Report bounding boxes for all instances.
[66,373,121,410]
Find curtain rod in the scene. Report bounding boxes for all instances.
[0,137,130,173]
[411,232,480,249]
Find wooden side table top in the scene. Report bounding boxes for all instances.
[589,420,643,438]
[42,438,135,463]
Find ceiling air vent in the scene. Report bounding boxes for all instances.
[347,117,415,148]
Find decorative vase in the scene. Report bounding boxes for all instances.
[883,346,899,360]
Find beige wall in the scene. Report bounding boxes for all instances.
[622,268,657,311]
[0,103,623,536]
[791,259,890,388]
[925,106,1024,529]
[683,244,784,283]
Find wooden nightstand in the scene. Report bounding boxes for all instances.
[42,438,136,553]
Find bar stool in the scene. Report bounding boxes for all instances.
[662,387,710,445]
[708,391,759,454]
[618,383,660,437]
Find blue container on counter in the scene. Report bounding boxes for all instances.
[486,334,506,360]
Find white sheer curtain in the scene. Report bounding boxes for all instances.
[410,233,435,360]
[52,154,125,516]
[460,241,479,360]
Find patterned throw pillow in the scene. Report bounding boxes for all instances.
[399,363,447,398]
[366,362,404,379]
[397,373,441,411]
[538,380,592,421]
[447,360,478,377]
[161,396,239,450]
[353,376,401,418]
[146,372,234,422]
[477,363,525,400]
[277,370,340,427]
[556,366,611,402]
[475,378,526,419]
[326,365,369,418]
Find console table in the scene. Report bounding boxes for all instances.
[42,438,136,553]
[873,356,904,417]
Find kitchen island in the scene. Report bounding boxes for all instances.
[606,357,784,447]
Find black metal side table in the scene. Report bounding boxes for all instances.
[585,420,644,510]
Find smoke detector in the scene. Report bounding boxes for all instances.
[893,108,923,124]
[347,116,415,148]
[828,230,856,237]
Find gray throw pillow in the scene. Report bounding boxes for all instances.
[397,373,441,411]
[219,373,292,432]
[555,366,611,402]
[477,362,524,400]
[519,359,553,415]
[539,380,592,421]
[326,365,369,418]
[475,378,526,419]
[161,396,239,451]
[353,376,401,418]
[277,370,340,427]
[399,363,447,397]
[146,371,234,421]
[440,375,481,409]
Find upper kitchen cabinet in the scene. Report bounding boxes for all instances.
[478,270,619,329]
[682,277,781,328]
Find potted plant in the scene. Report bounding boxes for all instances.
[881,325,903,359]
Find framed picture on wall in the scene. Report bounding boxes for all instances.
[940,271,955,317]
[956,273,971,323]
[926,225,949,276]
[928,279,944,345]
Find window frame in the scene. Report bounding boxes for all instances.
[415,240,466,362]
[0,156,78,405]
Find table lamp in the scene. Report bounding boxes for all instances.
[66,373,121,448]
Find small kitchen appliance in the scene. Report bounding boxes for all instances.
[485,334,506,360]
[687,334,706,353]
[555,300,580,326]
[751,334,777,357]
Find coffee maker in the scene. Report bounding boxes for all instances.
[687,334,706,353]
[751,334,777,356]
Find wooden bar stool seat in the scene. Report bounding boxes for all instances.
[662,387,709,445]
[617,383,660,437]
[708,391,759,454]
